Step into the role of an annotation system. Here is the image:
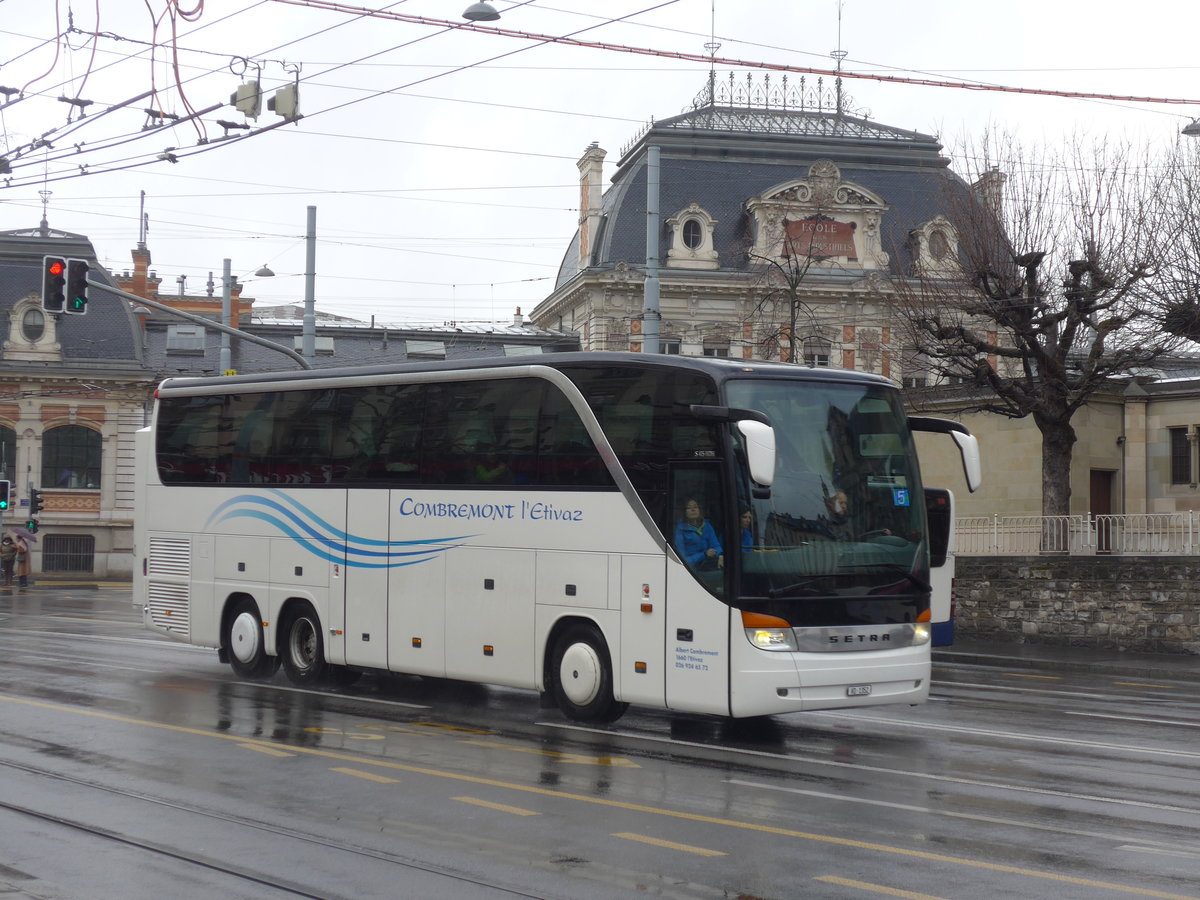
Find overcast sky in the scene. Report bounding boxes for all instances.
[1,0,1197,326]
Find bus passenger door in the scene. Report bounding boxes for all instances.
[664,465,734,716]
[343,489,389,670]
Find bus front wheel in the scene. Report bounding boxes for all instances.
[280,603,329,687]
[224,598,279,680]
[551,624,627,723]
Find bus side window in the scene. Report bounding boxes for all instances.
[537,386,613,488]
[488,380,542,485]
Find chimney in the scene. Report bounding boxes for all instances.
[972,167,1006,219]
[130,245,153,299]
[577,142,607,272]
[513,306,524,327]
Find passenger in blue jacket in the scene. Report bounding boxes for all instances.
[675,498,724,570]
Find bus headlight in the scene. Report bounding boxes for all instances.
[741,611,797,652]
[746,627,798,651]
[912,623,931,645]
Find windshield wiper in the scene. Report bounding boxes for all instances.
[843,562,931,592]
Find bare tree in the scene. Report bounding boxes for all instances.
[746,215,840,363]
[892,131,1195,517]
[1158,140,1200,340]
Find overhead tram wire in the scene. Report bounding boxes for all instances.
[3,0,684,190]
[253,0,684,125]
[0,1,285,178]
[269,0,1200,109]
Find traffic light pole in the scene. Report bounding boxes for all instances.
[98,280,312,370]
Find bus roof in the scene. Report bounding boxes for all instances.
[155,351,897,394]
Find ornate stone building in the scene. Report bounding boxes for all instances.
[0,224,154,578]
[531,72,975,381]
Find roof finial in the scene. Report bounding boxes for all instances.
[831,0,848,118]
[703,0,720,107]
[38,189,51,235]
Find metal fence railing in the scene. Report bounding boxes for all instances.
[957,512,1200,556]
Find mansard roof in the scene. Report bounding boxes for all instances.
[0,226,145,366]
[553,73,969,291]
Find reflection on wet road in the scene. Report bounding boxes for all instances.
[1,587,1198,900]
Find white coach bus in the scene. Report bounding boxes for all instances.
[134,352,979,722]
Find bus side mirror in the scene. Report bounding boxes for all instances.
[737,419,775,491]
[908,416,982,494]
[951,431,982,493]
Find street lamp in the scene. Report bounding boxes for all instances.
[1183,119,1200,138]
[463,2,501,21]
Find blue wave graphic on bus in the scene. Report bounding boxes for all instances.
[203,491,474,569]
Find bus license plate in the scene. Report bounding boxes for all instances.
[846,685,872,696]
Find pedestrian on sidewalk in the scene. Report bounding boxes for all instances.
[0,536,16,587]
[14,535,30,587]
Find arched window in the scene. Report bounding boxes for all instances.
[21,309,45,342]
[682,218,703,250]
[42,425,101,489]
[0,426,15,482]
[928,229,950,260]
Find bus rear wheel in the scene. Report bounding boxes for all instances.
[551,624,628,723]
[280,603,329,687]
[224,598,279,680]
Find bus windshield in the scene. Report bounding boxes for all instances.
[724,378,927,622]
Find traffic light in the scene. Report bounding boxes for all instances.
[25,519,38,534]
[0,480,9,511]
[29,488,43,515]
[42,255,66,311]
[268,84,300,121]
[65,258,89,314]
[230,80,261,118]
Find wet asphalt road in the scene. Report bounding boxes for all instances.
[1,584,1198,899]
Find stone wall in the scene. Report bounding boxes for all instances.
[956,556,1200,655]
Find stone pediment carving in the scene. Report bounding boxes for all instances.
[746,160,890,269]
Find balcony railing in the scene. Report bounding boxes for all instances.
[957,513,1200,556]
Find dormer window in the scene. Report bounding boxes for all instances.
[5,294,62,361]
[666,203,719,270]
[911,216,959,275]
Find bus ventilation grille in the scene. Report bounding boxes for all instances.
[147,582,190,639]
[148,537,191,578]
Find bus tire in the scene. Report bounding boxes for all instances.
[280,602,329,687]
[550,623,628,723]
[224,597,279,680]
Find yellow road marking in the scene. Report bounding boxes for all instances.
[453,796,539,816]
[410,721,495,735]
[1004,673,1061,680]
[613,832,725,857]
[304,727,385,740]
[1,692,1195,900]
[331,767,399,784]
[815,875,949,899]
[1114,682,1174,689]
[459,739,639,768]
[238,742,295,758]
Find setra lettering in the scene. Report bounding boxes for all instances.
[828,633,892,644]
